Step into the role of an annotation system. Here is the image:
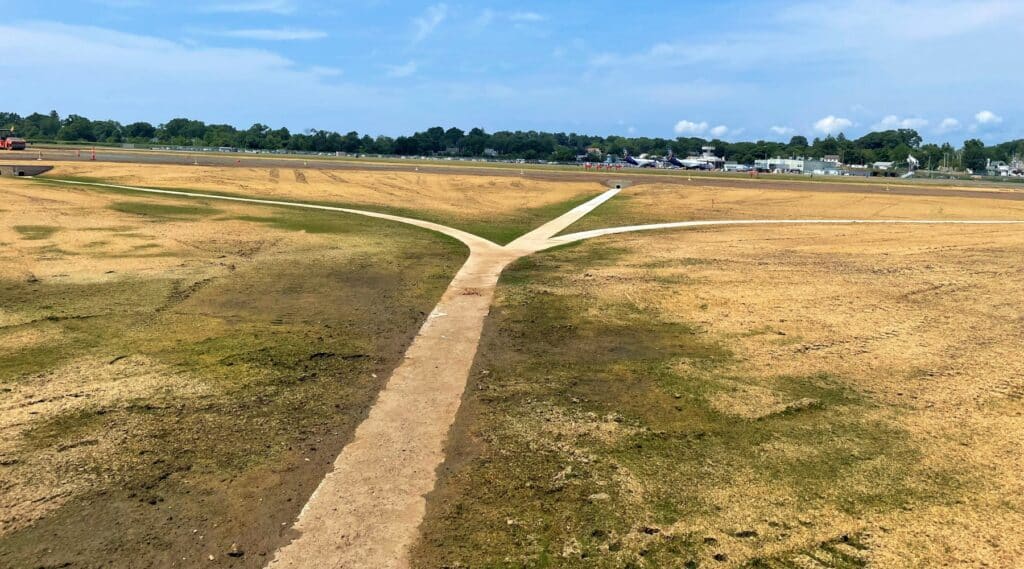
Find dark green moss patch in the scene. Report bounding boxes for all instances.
[14,225,58,240]
[109,201,221,219]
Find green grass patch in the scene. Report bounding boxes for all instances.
[230,212,377,236]
[555,191,639,235]
[458,192,600,245]
[14,225,59,240]
[24,409,107,447]
[640,257,711,269]
[109,201,221,219]
[0,277,174,382]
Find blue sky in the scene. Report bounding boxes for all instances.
[2,0,1020,143]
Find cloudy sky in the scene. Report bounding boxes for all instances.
[3,0,1019,143]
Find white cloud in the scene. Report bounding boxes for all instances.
[508,12,545,22]
[873,115,928,130]
[770,126,795,136]
[591,1,1024,72]
[674,120,709,135]
[413,4,448,42]
[216,28,327,41]
[0,22,383,127]
[474,9,546,31]
[201,0,295,14]
[814,115,852,134]
[975,110,1002,124]
[709,125,729,138]
[937,117,961,133]
[385,61,418,78]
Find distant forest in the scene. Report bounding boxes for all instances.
[4,110,1022,172]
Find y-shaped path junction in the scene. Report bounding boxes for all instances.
[40,179,1024,568]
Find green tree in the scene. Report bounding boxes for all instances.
[889,143,913,164]
[125,121,156,140]
[59,115,96,142]
[961,139,987,173]
[443,127,465,151]
[462,127,488,156]
[92,120,123,143]
[550,145,576,162]
[341,131,361,153]
[160,118,207,142]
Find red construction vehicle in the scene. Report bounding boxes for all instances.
[0,128,27,150]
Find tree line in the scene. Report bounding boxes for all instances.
[3,110,1021,172]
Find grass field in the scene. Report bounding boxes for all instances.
[36,161,605,245]
[0,178,464,567]
[414,218,1024,568]
[2,163,1023,568]
[564,182,1024,234]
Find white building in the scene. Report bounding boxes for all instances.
[755,157,804,172]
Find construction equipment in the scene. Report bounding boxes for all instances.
[0,128,27,150]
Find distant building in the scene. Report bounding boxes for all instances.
[755,157,804,172]
[723,162,752,172]
[823,154,841,166]
[804,159,840,175]
[873,161,895,171]
[585,147,603,157]
[987,160,1018,176]
[753,157,838,174]
[482,148,499,158]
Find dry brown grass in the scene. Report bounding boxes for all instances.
[598,223,1024,565]
[568,182,1024,234]
[42,160,602,227]
[6,170,1023,567]
[418,190,1024,568]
